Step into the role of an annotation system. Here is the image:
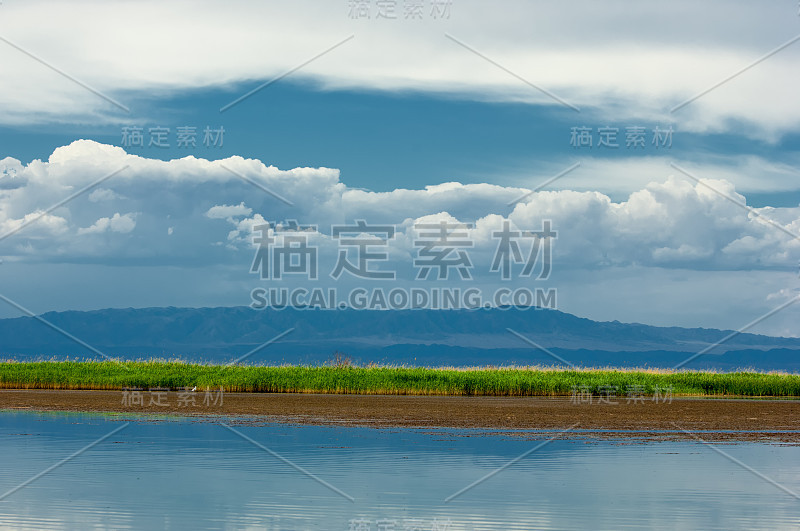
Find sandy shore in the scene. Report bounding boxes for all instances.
[2,390,798,442]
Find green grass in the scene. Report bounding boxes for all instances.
[0,361,798,397]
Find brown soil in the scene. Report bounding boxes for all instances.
[2,390,798,442]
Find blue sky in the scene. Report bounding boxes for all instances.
[0,0,798,335]
[3,82,799,205]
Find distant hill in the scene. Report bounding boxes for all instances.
[1,306,798,370]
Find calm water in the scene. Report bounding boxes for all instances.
[0,411,798,530]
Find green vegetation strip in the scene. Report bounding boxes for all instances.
[0,361,798,396]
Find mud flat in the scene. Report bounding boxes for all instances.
[2,389,798,442]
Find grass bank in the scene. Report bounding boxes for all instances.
[0,361,798,397]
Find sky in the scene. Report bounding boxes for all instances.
[0,0,799,335]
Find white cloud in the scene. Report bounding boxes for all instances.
[205,202,253,219]
[501,155,800,198]
[1,141,798,332]
[2,140,798,274]
[0,211,69,241]
[88,188,122,202]
[0,1,798,137]
[77,212,137,235]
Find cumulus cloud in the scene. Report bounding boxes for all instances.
[77,212,137,235]
[0,140,798,277]
[205,202,253,219]
[500,155,800,199]
[0,141,797,333]
[0,211,69,240]
[87,188,122,202]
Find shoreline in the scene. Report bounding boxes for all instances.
[2,389,798,442]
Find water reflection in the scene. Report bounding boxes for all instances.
[0,411,798,530]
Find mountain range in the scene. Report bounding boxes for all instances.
[1,306,799,370]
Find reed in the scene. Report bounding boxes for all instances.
[1,361,798,397]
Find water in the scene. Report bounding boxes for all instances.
[0,411,798,530]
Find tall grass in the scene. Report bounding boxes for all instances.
[1,361,798,396]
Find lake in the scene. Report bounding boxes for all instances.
[1,411,798,530]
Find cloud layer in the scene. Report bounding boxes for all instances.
[0,1,798,137]
[1,140,798,274]
[1,140,798,335]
